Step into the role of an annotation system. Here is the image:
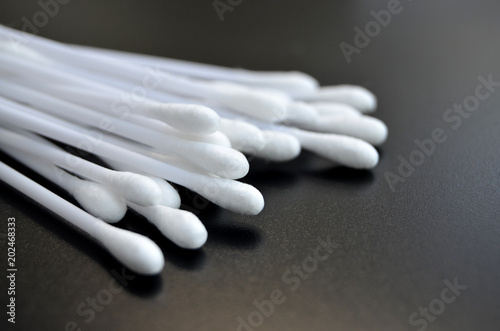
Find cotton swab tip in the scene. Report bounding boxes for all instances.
[93,221,164,275]
[108,172,162,206]
[257,131,301,162]
[201,179,265,215]
[149,103,221,135]
[211,82,289,122]
[132,204,208,249]
[307,85,377,112]
[71,180,127,223]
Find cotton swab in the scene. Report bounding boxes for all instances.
[128,202,207,249]
[0,146,127,223]
[0,27,290,122]
[0,81,249,179]
[103,158,181,209]
[307,102,363,117]
[0,101,264,214]
[0,51,221,135]
[0,161,164,275]
[126,114,232,148]
[0,126,163,207]
[302,85,378,113]
[102,158,207,248]
[69,44,320,98]
[290,114,388,146]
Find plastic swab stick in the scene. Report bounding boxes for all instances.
[0,127,162,207]
[0,81,248,179]
[69,44,320,98]
[302,85,378,113]
[0,52,221,135]
[0,147,127,223]
[0,161,164,275]
[0,101,264,214]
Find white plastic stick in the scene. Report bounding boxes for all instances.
[0,161,164,275]
[0,146,127,223]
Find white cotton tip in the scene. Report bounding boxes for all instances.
[219,119,266,153]
[178,143,249,179]
[146,176,181,208]
[211,82,289,122]
[198,178,264,215]
[239,71,319,99]
[148,103,221,135]
[130,203,207,249]
[308,102,362,117]
[282,101,319,127]
[93,222,164,275]
[306,85,377,113]
[293,130,379,169]
[71,180,127,223]
[106,172,163,206]
[298,115,388,146]
[253,131,301,162]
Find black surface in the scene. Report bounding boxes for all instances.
[1,1,500,330]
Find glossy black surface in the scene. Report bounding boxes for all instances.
[1,1,499,330]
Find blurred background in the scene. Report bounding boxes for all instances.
[1,1,500,330]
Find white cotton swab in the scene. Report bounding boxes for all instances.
[0,101,264,214]
[218,109,379,168]
[98,158,206,249]
[0,81,249,179]
[0,51,221,135]
[0,27,289,122]
[219,118,302,162]
[0,161,164,275]
[281,127,379,169]
[0,126,163,207]
[291,114,388,146]
[307,102,363,117]
[219,118,267,154]
[126,114,232,148]
[302,85,378,113]
[103,158,181,209]
[69,44,320,99]
[128,202,208,249]
[0,146,127,223]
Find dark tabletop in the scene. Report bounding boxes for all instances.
[1,1,499,330]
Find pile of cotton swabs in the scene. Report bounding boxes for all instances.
[0,25,387,275]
